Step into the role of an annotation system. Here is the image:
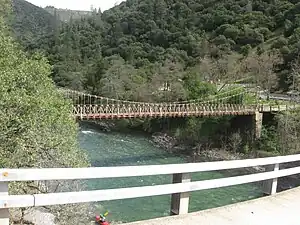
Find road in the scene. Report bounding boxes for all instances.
[260,93,299,103]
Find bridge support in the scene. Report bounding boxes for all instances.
[0,182,9,225]
[170,173,191,215]
[254,111,263,139]
[262,163,279,195]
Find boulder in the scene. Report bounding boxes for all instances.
[23,208,56,225]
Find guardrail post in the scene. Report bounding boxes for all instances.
[0,182,9,225]
[262,163,279,195]
[170,173,191,215]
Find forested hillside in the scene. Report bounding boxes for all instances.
[17,0,298,100]
[10,0,58,48]
[9,0,300,101]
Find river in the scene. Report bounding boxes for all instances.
[78,123,263,223]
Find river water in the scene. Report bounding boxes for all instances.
[78,123,263,223]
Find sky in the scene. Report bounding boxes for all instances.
[26,0,120,11]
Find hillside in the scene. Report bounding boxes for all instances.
[10,0,58,48]
[98,0,300,63]
[11,0,300,97]
[44,6,92,22]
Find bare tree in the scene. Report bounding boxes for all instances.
[276,111,300,154]
[242,50,282,99]
[199,56,220,82]
[150,60,187,102]
[291,57,300,92]
[228,131,242,153]
[199,53,245,84]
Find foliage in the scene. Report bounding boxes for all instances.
[183,70,217,99]
[10,0,300,96]
[0,1,90,223]
[258,126,279,153]
[290,57,300,91]
[9,0,58,50]
[242,50,282,96]
[172,116,233,146]
[276,111,300,154]
[228,132,242,153]
[258,110,300,155]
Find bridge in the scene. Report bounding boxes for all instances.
[1,154,300,225]
[124,187,300,225]
[60,88,299,120]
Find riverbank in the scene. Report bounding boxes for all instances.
[151,132,300,192]
[80,119,248,160]
[151,132,243,160]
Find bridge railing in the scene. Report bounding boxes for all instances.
[259,104,299,112]
[72,103,259,118]
[1,154,300,224]
[71,101,300,119]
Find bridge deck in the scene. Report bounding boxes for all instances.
[124,187,300,225]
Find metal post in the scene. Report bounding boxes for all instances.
[0,182,9,225]
[170,173,191,215]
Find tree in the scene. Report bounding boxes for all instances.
[183,68,217,99]
[100,56,140,100]
[290,57,300,91]
[261,110,300,155]
[84,56,108,95]
[242,51,282,99]
[0,0,10,17]
[149,59,187,102]
[0,1,89,223]
[199,53,244,84]
[223,26,240,40]
[276,111,300,155]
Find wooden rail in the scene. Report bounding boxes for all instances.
[73,104,298,119]
[1,154,300,224]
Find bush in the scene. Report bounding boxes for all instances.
[0,2,90,224]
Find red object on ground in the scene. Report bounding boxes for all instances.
[95,215,110,225]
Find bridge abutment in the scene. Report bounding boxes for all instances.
[229,112,263,142]
[254,111,263,139]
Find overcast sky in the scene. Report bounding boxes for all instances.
[26,0,120,11]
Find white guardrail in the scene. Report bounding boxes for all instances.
[1,154,300,224]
